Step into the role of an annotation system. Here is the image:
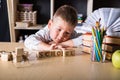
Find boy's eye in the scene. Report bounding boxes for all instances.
[65,32,71,35]
[58,29,61,31]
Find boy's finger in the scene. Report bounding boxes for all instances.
[50,44,57,50]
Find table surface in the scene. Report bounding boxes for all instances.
[0,42,120,80]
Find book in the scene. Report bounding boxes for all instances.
[103,36,120,45]
[105,51,112,60]
[82,32,120,60]
[82,40,114,52]
[82,45,91,54]
[82,40,92,47]
[82,32,92,41]
[82,33,120,45]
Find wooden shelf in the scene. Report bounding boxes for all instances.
[14,25,44,30]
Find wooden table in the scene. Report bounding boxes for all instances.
[0,42,120,80]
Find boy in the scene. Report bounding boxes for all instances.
[24,5,82,51]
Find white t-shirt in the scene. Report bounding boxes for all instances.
[24,25,82,50]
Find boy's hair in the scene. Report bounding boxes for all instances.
[53,5,78,27]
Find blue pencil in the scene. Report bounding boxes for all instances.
[95,29,102,58]
[94,42,100,61]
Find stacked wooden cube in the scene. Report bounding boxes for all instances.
[12,47,24,63]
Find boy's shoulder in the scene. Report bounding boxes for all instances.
[38,25,49,32]
[43,25,49,30]
[36,25,50,35]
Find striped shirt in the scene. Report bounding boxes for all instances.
[24,25,82,50]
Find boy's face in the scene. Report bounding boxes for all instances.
[48,17,75,43]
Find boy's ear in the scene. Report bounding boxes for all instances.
[48,19,53,29]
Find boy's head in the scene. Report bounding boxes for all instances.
[53,5,78,27]
[48,5,78,43]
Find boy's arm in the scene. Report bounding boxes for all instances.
[59,35,83,47]
[24,25,54,51]
[59,40,74,47]
[37,42,59,50]
[24,36,58,51]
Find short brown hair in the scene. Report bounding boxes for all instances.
[53,5,78,27]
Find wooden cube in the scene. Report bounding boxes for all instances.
[1,52,12,61]
[44,51,51,57]
[55,50,63,56]
[63,49,75,57]
[13,56,23,63]
[15,47,24,56]
[50,51,56,57]
[36,51,44,58]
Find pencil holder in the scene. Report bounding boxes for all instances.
[91,37,104,62]
[91,22,106,62]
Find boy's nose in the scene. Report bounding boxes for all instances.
[58,32,65,40]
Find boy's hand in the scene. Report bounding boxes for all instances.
[49,41,72,50]
[49,43,65,50]
[49,44,57,50]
